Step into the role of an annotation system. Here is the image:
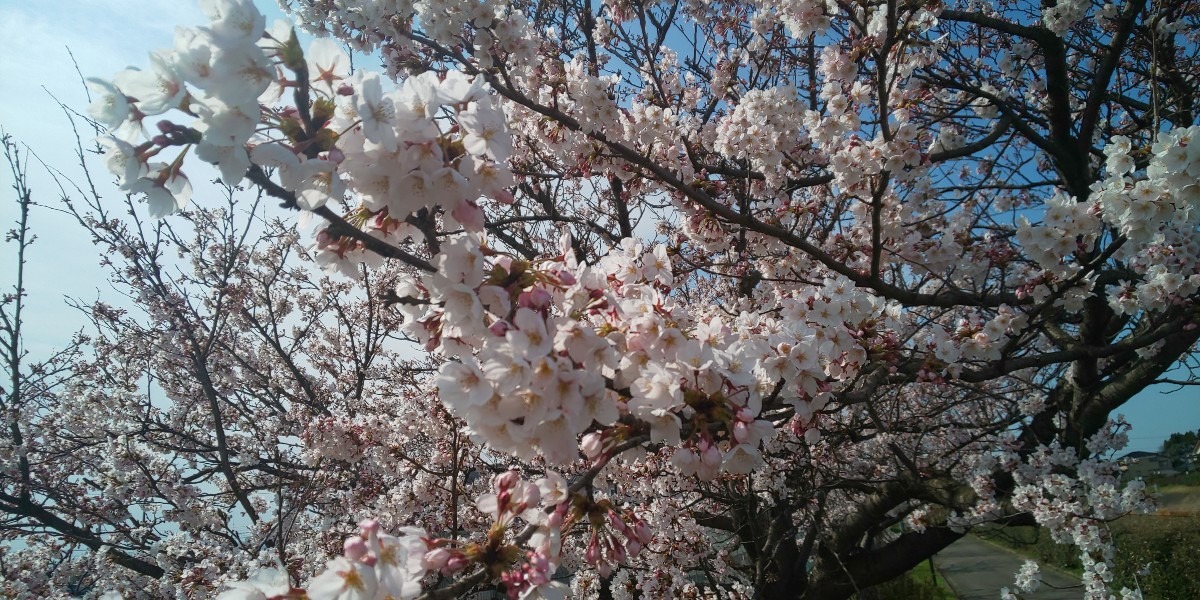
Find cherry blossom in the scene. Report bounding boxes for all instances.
[8,0,1200,598]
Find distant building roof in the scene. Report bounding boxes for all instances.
[1118,451,1162,460]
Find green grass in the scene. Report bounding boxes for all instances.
[1148,484,1200,515]
[1143,471,1200,487]
[976,524,1083,575]
[909,562,957,600]
[855,559,956,600]
[1106,515,1200,599]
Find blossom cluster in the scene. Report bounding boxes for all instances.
[1042,0,1090,35]
[216,469,581,600]
[421,234,798,473]
[86,0,514,249]
[219,519,428,600]
[47,0,1200,598]
[1095,127,1200,313]
[960,420,1153,600]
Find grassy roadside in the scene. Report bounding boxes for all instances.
[976,514,1200,599]
[975,524,1083,576]
[909,562,957,600]
[854,559,957,600]
[1143,472,1200,487]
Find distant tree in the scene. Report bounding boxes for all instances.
[1,133,461,596]
[1161,430,1199,470]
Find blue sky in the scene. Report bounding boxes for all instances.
[1118,377,1199,453]
[1,0,206,354]
[0,0,1196,454]
[0,0,289,355]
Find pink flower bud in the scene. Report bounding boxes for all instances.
[633,521,653,545]
[627,539,642,558]
[337,83,354,96]
[451,199,485,233]
[500,570,520,588]
[516,290,534,309]
[316,230,332,249]
[494,189,516,204]
[518,287,552,310]
[357,518,380,538]
[497,470,520,491]
[344,538,368,560]
[606,511,629,535]
[556,270,577,285]
[527,566,549,586]
[515,483,541,510]
[528,551,550,578]
[671,447,697,474]
[532,287,553,309]
[733,420,751,444]
[610,540,627,564]
[423,548,451,571]
[581,432,604,459]
[445,555,468,574]
[489,320,511,336]
[702,443,722,467]
[735,407,755,423]
[584,535,601,565]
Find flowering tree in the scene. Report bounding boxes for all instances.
[5,0,1200,598]
[1,133,465,595]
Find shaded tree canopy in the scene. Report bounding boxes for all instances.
[1160,429,1199,468]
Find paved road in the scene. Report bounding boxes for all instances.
[935,536,1081,599]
